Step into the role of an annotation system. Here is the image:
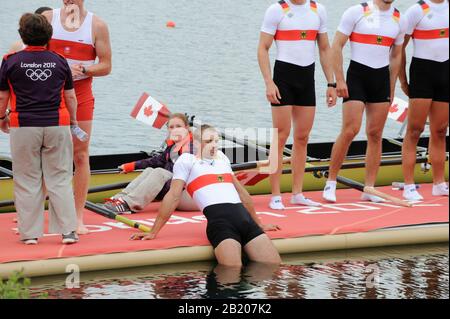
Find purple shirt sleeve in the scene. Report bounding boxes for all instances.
[0,58,10,91]
[63,60,74,90]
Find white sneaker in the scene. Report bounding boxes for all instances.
[323,181,337,203]
[291,194,322,207]
[22,238,38,245]
[432,183,449,197]
[269,196,285,210]
[361,192,385,203]
[403,184,424,201]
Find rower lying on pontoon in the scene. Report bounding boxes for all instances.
[131,124,281,266]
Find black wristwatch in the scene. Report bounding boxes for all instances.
[327,83,337,88]
[81,66,87,74]
[0,115,6,120]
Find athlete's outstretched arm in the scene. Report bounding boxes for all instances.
[85,16,112,77]
[317,33,337,107]
[389,44,403,103]
[257,32,281,104]
[399,35,412,97]
[130,179,185,240]
[232,175,280,232]
[331,31,350,99]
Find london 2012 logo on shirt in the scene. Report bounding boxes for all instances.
[25,69,53,81]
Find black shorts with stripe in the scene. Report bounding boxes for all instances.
[272,60,316,107]
[409,57,449,103]
[344,60,391,104]
[203,203,264,249]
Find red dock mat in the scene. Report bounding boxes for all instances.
[0,184,448,264]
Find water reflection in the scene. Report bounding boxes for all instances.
[30,246,449,299]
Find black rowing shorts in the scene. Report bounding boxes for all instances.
[272,60,316,107]
[344,60,391,104]
[203,203,264,249]
[409,57,449,103]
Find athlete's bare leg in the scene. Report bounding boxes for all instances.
[327,101,365,181]
[402,99,432,185]
[291,106,316,194]
[364,102,391,187]
[244,234,281,264]
[73,120,92,235]
[270,106,292,196]
[428,101,449,185]
[214,239,243,267]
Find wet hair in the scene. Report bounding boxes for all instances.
[194,124,216,142]
[168,113,190,128]
[18,13,53,46]
[35,7,52,15]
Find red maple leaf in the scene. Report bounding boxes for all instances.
[144,105,154,117]
[389,104,399,113]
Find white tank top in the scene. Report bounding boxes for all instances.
[49,8,96,81]
[172,152,241,212]
[406,0,449,62]
[261,0,328,67]
[337,1,408,69]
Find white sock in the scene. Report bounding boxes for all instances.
[323,181,337,203]
[361,192,385,203]
[269,196,285,210]
[291,193,321,207]
[403,184,423,201]
[432,183,449,196]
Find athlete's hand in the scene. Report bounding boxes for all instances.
[336,80,349,99]
[326,87,337,107]
[0,116,10,134]
[130,232,157,241]
[118,165,127,174]
[266,81,282,105]
[400,81,409,97]
[261,224,281,232]
[70,64,85,78]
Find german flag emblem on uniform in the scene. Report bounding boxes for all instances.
[301,31,307,39]
[377,36,383,45]
[440,29,447,37]
[218,175,224,182]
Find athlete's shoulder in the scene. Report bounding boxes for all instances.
[177,152,196,163]
[266,1,285,15]
[2,50,20,62]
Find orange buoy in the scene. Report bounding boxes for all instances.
[166,21,176,28]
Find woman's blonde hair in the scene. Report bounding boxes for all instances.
[167,113,190,128]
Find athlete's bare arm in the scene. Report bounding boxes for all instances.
[389,44,403,103]
[85,16,112,77]
[331,31,350,99]
[257,32,281,104]
[399,35,412,97]
[317,33,337,107]
[8,41,23,53]
[130,179,185,240]
[232,175,280,232]
[64,89,78,126]
[0,90,10,134]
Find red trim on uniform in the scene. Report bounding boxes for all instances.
[48,39,96,61]
[24,46,47,52]
[187,173,234,197]
[130,92,150,118]
[122,162,136,173]
[418,0,430,13]
[350,32,395,47]
[74,77,94,103]
[413,28,449,39]
[275,30,319,41]
[7,80,18,128]
[58,87,70,126]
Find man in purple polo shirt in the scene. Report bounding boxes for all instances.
[0,13,79,245]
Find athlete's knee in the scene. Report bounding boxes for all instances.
[341,126,359,141]
[73,149,89,167]
[293,133,309,147]
[407,125,425,141]
[366,128,383,142]
[431,126,449,139]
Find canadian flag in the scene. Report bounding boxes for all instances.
[130,93,171,129]
[235,171,269,186]
[388,97,409,123]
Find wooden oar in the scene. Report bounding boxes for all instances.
[0,166,151,231]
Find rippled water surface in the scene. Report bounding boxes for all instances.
[29,244,449,299]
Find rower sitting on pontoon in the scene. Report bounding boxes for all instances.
[104,113,198,214]
[131,124,282,267]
